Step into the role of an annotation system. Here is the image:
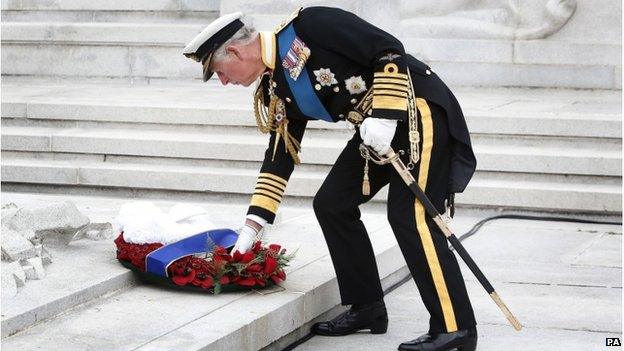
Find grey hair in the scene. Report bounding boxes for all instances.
[211,25,258,63]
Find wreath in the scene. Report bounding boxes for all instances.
[114,232,294,294]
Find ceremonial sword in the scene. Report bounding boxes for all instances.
[360,144,522,331]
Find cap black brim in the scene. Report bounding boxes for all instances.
[202,52,215,82]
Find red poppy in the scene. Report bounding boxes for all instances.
[242,251,255,263]
[232,250,244,262]
[169,261,183,276]
[201,275,214,289]
[247,264,263,273]
[213,246,227,255]
[268,244,281,253]
[237,276,256,286]
[264,256,278,274]
[172,269,196,285]
[270,275,281,284]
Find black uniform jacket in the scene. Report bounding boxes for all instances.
[247,6,476,223]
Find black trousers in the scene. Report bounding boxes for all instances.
[313,98,476,334]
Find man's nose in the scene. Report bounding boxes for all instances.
[217,72,229,86]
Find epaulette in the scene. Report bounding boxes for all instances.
[274,7,303,34]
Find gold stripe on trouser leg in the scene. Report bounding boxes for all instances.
[414,97,458,333]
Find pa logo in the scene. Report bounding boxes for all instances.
[606,337,621,347]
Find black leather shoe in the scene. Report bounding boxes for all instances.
[398,327,477,351]
[311,300,388,336]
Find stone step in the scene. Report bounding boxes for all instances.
[1,22,204,44]
[3,99,624,144]
[432,62,620,90]
[1,0,219,24]
[1,125,621,177]
[3,22,619,66]
[401,38,621,67]
[2,82,621,138]
[3,98,620,138]
[402,38,621,89]
[3,116,621,152]
[0,197,409,350]
[1,242,139,338]
[1,10,217,24]
[1,158,621,214]
[1,22,620,88]
[2,117,622,160]
[1,0,219,12]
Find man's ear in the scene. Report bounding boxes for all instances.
[226,45,243,60]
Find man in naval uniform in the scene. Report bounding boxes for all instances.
[183,7,478,351]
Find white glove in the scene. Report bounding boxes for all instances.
[231,225,257,254]
[359,118,397,155]
[231,215,267,254]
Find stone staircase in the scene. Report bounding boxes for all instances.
[2,0,621,88]
[1,0,218,83]
[1,82,621,215]
[0,0,622,216]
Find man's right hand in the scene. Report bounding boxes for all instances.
[230,215,267,254]
[231,224,257,254]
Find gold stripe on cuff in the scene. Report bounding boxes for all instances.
[256,178,286,192]
[253,188,282,202]
[255,184,284,197]
[258,173,287,187]
[250,193,280,213]
[372,96,407,111]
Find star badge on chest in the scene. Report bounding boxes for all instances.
[344,75,367,95]
[313,68,338,88]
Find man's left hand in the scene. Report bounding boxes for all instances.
[359,118,398,155]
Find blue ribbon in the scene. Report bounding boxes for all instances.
[278,24,333,122]
[145,229,238,278]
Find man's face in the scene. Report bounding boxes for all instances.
[210,45,260,87]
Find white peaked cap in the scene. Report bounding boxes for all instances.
[182,12,244,81]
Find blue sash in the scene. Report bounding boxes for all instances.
[145,229,238,277]
[278,24,333,122]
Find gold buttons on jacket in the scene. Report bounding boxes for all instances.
[285,97,292,103]
[315,84,322,91]
[350,98,357,104]
[333,86,340,92]
[425,69,431,75]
